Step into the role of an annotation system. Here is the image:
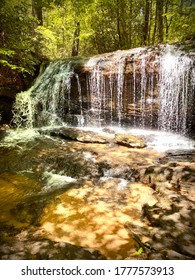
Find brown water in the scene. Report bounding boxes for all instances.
[0,128,160,259]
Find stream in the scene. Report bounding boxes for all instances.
[0,126,195,260]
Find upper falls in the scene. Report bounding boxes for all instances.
[12,44,195,134]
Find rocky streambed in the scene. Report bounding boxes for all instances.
[0,127,194,260]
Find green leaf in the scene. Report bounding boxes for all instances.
[0,48,15,57]
[0,59,30,74]
[131,247,144,256]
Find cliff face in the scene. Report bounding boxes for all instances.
[80,46,161,128]
[66,44,195,133]
[12,43,195,134]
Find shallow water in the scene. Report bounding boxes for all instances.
[0,126,194,259]
[77,125,195,152]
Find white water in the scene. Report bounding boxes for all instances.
[42,171,77,192]
[116,57,125,126]
[12,45,195,136]
[0,128,40,147]
[127,128,195,152]
[13,60,75,128]
[77,125,195,152]
[158,45,195,134]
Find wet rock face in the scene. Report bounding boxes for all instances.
[0,96,14,124]
[0,66,34,125]
[66,47,162,128]
[51,127,110,143]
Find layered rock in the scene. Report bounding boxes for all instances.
[12,42,195,134]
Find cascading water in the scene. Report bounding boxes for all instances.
[12,60,76,128]
[158,45,195,134]
[116,57,125,126]
[86,59,104,126]
[75,73,84,126]
[85,54,126,126]
[12,44,195,134]
[140,54,146,127]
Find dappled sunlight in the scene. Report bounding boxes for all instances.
[71,142,163,169]
[0,172,42,227]
[40,179,156,259]
[0,127,194,260]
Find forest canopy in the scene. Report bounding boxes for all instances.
[0,0,195,75]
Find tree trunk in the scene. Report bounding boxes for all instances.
[156,0,164,43]
[31,0,43,25]
[148,0,153,45]
[164,0,174,42]
[71,22,80,57]
[116,0,122,48]
[143,0,150,45]
[152,2,157,45]
[129,0,133,48]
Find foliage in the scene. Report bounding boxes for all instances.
[0,0,194,76]
[131,247,144,256]
[34,26,57,59]
[0,0,40,74]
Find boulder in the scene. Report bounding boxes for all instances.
[52,128,110,143]
[50,127,147,148]
[114,133,146,148]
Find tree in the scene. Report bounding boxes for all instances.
[31,0,43,25]
[143,0,150,45]
[0,0,194,73]
[156,0,164,43]
[0,0,40,74]
[71,22,80,56]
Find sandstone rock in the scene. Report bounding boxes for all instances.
[0,227,106,260]
[114,133,146,148]
[53,128,110,143]
[51,127,147,148]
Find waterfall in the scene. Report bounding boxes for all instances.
[116,57,125,126]
[158,45,195,134]
[12,45,195,134]
[13,60,75,128]
[75,73,84,126]
[140,54,146,127]
[86,59,104,126]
